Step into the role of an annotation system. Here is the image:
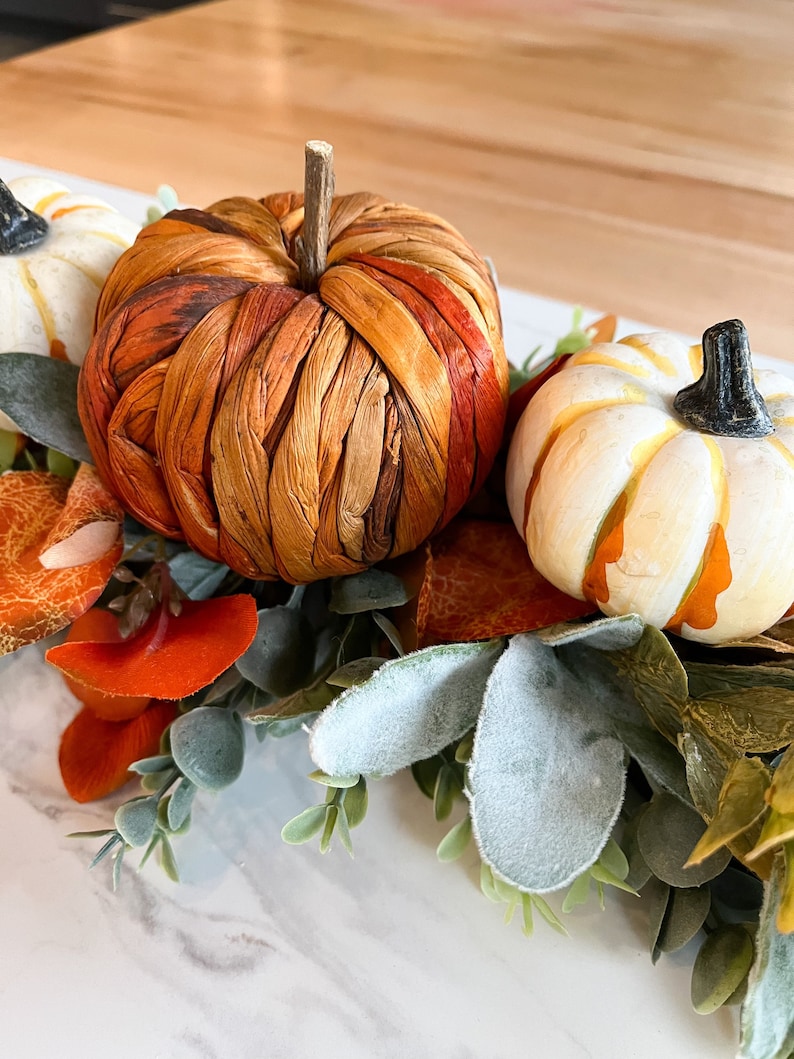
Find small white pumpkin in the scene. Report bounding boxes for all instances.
[506,320,794,644]
[0,175,139,430]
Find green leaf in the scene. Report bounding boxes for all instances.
[536,613,644,651]
[455,730,474,764]
[622,805,653,891]
[480,862,501,904]
[434,764,459,821]
[281,805,328,845]
[168,551,230,600]
[167,779,196,832]
[335,804,354,857]
[411,756,443,799]
[309,639,504,778]
[692,923,754,1015]
[690,689,794,753]
[111,844,125,891]
[343,777,368,828]
[521,892,534,937]
[644,875,672,963]
[637,792,732,888]
[468,632,628,893]
[371,611,404,656]
[686,662,794,698]
[612,625,689,744]
[614,719,693,807]
[686,757,770,866]
[67,829,116,839]
[158,832,180,882]
[0,428,17,472]
[46,448,77,478]
[308,770,360,788]
[170,707,245,791]
[0,353,92,463]
[561,871,591,914]
[531,894,569,935]
[236,605,315,698]
[740,863,794,1056]
[657,885,712,955]
[326,657,385,688]
[319,805,338,854]
[598,836,630,882]
[114,796,159,848]
[329,568,410,614]
[437,815,472,862]
[128,754,175,775]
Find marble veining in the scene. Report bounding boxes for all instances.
[0,164,750,1059]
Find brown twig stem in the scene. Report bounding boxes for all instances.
[297,140,335,293]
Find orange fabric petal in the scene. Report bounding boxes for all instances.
[62,608,152,720]
[418,518,594,646]
[47,593,258,699]
[38,463,123,569]
[0,471,122,656]
[59,700,178,803]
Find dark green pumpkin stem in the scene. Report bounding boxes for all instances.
[0,178,48,255]
[673,319,774,439]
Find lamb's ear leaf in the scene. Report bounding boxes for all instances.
[536,612,644,651]
[309,639,504,778]
[468,632,628,894]
[0,353,92,463]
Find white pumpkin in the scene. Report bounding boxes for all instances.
[0,175,139,431]
[506,321,794,644]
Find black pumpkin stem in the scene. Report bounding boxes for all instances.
[673,319,774,439]
[0,178,48,255]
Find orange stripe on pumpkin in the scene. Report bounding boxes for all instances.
[665,522,732,635]
[582,490,628,606]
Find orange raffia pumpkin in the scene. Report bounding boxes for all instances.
[78,160,507,584]
[506,321,794,644]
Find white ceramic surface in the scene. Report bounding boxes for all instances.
[0,161,749,1059]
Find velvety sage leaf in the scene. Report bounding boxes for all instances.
[692,924,754,1015]
[740,864,794,1057]
[687,757,770,866]
[326,657,385,688]
[614,719,693,807]
[0,353,92,463]
[437,815,472,862]
[645,874,672,963]
[236,605,315,698]
[329,568,410,614]
[637,792,731,888]
[168,551,229,600]
[309,639,504,778]
[170,707,245,791]
[612,625,689,743]
[128,754,175,775]
[412,756,443,800]
[691,689,794,753]
[167,779,196,832]
[686,662,794,698]
[309,770,360,788]
[343,777,368,828]
[537,613,644,651]
[469,632,627,893]
[281,805,328,845]
[114,796,158,848]
[657,886,711,955]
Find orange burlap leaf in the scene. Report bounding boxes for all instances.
[61,608,152,720]
[418,518,594,646]
[0,471,122,656]
[59,699,178,803]
[46,594,258,699]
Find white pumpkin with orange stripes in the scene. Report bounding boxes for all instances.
[505,320,794,644]
[0,175,139,430]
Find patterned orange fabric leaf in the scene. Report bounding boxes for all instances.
[59,700,178,803]
[418,518,594,646]
[39,463,123,569]
[0,471,122,656]
[47,593,258,698]
[62,608,152,720]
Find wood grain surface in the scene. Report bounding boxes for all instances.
[1,0,792,356]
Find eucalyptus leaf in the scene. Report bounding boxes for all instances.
[309,639,504,778]
[168,551,230,600]
[343,777,368,828]
[740,863,794,1057]
[319,805,338,854]
[114,796,158,848]
[167,779,196,832]
[335,804,354,857]
[159,833,180,882]
[170,707,245,791]
[309,770,360,788]
[281,805,328,845]
[128,754,175,775]
[686,757,770,866]
[644,875,672,963]
[434,764,459,822]
[637,792,731,888]
[612,626,689,744]
[686,662,794,697]
[468,632,627,894]
[537,612,644,651]
[236,605,315,698]
[329,568,410,614]
[411,756,443,800]
[692,924,754,1015]
[561,871,591,914]
[326,657,385,688]
[437,815,472,863]
[622,805,653,891]
[614,719,693,806]
[0,353,92,463]
[657,885,711,955]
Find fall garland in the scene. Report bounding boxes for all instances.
[0,148,793,1059]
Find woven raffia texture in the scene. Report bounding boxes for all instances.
[79,192,508,583]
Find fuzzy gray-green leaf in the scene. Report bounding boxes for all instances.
[468,632,627,894]
[236,605,315,698]
[637,792,731,888]
[168,551,230,600]
[309,639,504,778]
[281,805,328,845]
[0,354,92,463]
[170,707,245,791]
[114,796,158,848]
[167,779,196,832]
[692,924,754,1015]
[536,612,644,651]
[329,568,410,614]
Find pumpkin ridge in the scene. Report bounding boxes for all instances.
[17,257,56,346]
[619,334,678,378]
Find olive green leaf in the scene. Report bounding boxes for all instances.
[657,886,712,957]
[686,757,770,866]
[689,689,794,753]
[236,605,315,698]
[0,353,92,463]
[159,833,180,882]
[281,805,328,845]
[326,657,385,688]
[637,792,731,888]
[434,763,461,821]
[767,745,794,816]
[692,924,754,1015]
[170,707,245,791]
[686,662,794,698]
[536,612,644,651]
[246,671,337,724]
[411,755,443,800]
[329,568,410,614]
[308,770,360,788]
[0,428,17,472]
[613,719,693,806]
[645,875,672,963]
[612,625,689,744]
[114,796,159,848]
[680,716,741,822]
[309,639,504,778]
[740,860,794,1057]
[468,632,627,893]
[437,815,473,863]
[342,776,368,829]
[746,810,794,863]
[622,805,652,891]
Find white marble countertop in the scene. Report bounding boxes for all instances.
[0,161,743,1059]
